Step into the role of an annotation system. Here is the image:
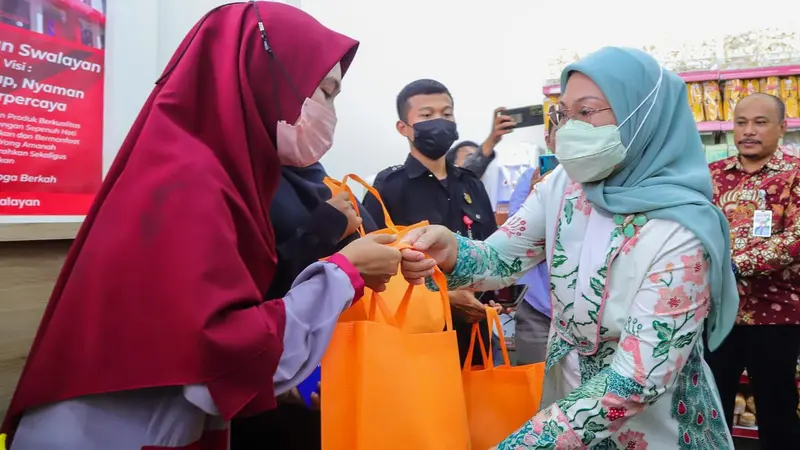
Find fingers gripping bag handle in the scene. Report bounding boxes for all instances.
[323,176,366,237]
[324,173,403,235]
[340,173,397,233]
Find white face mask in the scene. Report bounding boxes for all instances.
[556,68,663,183]
[276,97,337,167]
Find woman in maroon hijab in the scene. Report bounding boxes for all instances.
[2,2,399,449]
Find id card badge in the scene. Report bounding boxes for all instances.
[752,209,773,238]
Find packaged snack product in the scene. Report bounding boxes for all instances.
[760,76,780,96]
[781,76,799,118]
[743,79,760,97]
[746,395,756,414]
[734,393,746,414]
[739,412,757,427]
[702,81,721,121]
[723,79,744,121]
[688,82,705,122]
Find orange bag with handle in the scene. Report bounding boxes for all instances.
[324,174,445,333]
[462,307,546,449]
[320,267,471,450]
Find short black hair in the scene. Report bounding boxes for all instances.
[396,79,453,122]
[737,93,786,121]
[446,140,480,165]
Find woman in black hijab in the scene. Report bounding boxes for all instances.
[231,162,378,449]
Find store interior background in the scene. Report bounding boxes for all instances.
[3,0,800,446]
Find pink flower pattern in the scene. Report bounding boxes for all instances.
[618,430,649,450]
[655,286,692,316]
[680,249,708,285]
[499,216,527,238]
[575,191,592,214]
[694,285,711,323]
[621,234,640,254]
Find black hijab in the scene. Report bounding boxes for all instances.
[267,162,378,297]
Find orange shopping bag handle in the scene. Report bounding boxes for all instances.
[368,265,454,332]
[463,305,512,371]
[323,174,397,236]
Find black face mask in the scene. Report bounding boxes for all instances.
[411,118,459,161]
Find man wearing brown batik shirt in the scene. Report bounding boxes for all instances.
[707,93,800,449]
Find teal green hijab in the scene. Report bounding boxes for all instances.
[560,47,737,351]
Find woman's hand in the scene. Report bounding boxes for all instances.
[327,192,362,241]
[399,225,459,285]
[450,291,488,322]
[339,234,402,292]
[276,384,321,410]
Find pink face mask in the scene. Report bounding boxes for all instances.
[276,97,337,167]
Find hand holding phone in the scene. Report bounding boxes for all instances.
[502,105,544,129]
[485,107,517,148]
[539,154,559,175]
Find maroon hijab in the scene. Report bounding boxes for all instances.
[3,1,358,438]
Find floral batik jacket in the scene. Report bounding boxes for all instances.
[438,167,734,449]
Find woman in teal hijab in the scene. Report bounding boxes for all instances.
[399,47,737,449]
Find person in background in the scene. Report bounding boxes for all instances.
[507,121,557,365]
[446,140,481,167]
[3,4,401,449]
[363,79,501,366]
[399,47,739,449]
[445,109,517,179]
[706,93,800,449]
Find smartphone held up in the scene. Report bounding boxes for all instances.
[499,105,545,129]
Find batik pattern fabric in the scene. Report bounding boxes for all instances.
[437,171,733,449]
[709,150,800,325]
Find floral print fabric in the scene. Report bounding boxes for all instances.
[439,172,733,449]
[709,150,800,325]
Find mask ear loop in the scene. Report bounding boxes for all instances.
[249,0,304,123]
[616,67,664,149]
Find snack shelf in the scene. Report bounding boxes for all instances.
[695,118,800,133]
[696,122,722,133]
[542,65,800,95]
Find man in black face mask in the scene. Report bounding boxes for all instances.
[363,79,499,366]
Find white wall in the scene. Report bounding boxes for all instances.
[306,0,549,180]
[104,0,301,177]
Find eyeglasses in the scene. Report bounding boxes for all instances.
[551,104,612,128]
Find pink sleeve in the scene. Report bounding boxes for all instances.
[326,253,365,300]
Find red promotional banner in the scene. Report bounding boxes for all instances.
[0,0,105,216]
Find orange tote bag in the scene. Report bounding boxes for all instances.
[320,268,471,450]
[324,174,445,333]
[462,307,546,449]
